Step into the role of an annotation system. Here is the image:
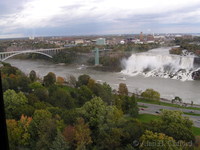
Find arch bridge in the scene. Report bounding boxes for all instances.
[0,48,65,61]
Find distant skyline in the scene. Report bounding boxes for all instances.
[1,0,200,38]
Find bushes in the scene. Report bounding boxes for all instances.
[141,88,160,101]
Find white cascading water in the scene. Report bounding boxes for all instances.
[121,48,199,81]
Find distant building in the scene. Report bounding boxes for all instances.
[29,36,35,40]
[96,38,106,45]
[75,39,84,45]
[120,40,125,44]
[140,32,143,41]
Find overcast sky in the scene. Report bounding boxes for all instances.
[1,0,200,38]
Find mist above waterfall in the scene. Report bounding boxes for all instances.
[121,47,200,81]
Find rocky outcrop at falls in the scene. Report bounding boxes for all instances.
[192,70,200,80]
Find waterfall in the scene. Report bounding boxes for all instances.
[121,48,200,81]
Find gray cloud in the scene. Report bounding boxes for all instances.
[1,0,200,38]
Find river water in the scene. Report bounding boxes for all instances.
[5,58,200,104]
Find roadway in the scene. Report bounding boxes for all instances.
[138,102,200,128]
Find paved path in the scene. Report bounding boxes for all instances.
[138,102,200,128]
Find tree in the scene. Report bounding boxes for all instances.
[29,70,37,82]
[6,119,22,149]
[43,72,56,86]
[74,118,92,150]
[68,75,77,87]
[119,95,139,117]
[34,87,49,102]
[63,125,75,144]
[80,97,107,128]
[50,131,69,150]
[171,96,182,104]
[56,76,65,85]
[49,88,75,109]
[128,94,139,117]
[92,83,113,105]
[29,82,43,91]
[17,75,31,92]
[121,118,144,147]
[77,74,90,87]
[29,109,56,149]
[118,83,128,95]
[141,88,160,101]
[4,89,28,119]
[147,110,195,142]
[17,115,32,147]
[6,115,32,149]
[139,130,181,150]
[87,78,96,89]
[77,85,93,106]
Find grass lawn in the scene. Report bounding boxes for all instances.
[184,112,200,116]
[138,105,148,108]
[137,113,160,123]
[137,98,200,111]
[192,127,200,136]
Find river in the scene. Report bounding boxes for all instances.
[5,58,200,104]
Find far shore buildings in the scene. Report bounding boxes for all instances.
[96,38,106,45]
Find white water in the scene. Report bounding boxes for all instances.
[121,47,199,81]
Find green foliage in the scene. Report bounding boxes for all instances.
[77,85,93,106]
[53,51,77,64]
[80,97,107,128]
[119,95,139,117]
[91,83,113,105]
[43,72,56,86]
[141,88,160,101]
[29,81,43,90]
[77,74,90,87]
[140,130,181,150]
[50,131,69,150]
[169,47,182,55]
[6,115,32,149]
[147,110,195,142]
[34,87,49,102]
[49,88,75,109]
[4,89,28,118]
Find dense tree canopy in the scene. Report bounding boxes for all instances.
[1,63,198,149]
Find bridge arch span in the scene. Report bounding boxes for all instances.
[2,51,53,61]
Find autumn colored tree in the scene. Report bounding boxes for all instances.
[87,78,96,89]
[6,115,32,149]
[56,76,65,85]
[63,125,76,149]
[140,130,181,150]
[74,118,92,150]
